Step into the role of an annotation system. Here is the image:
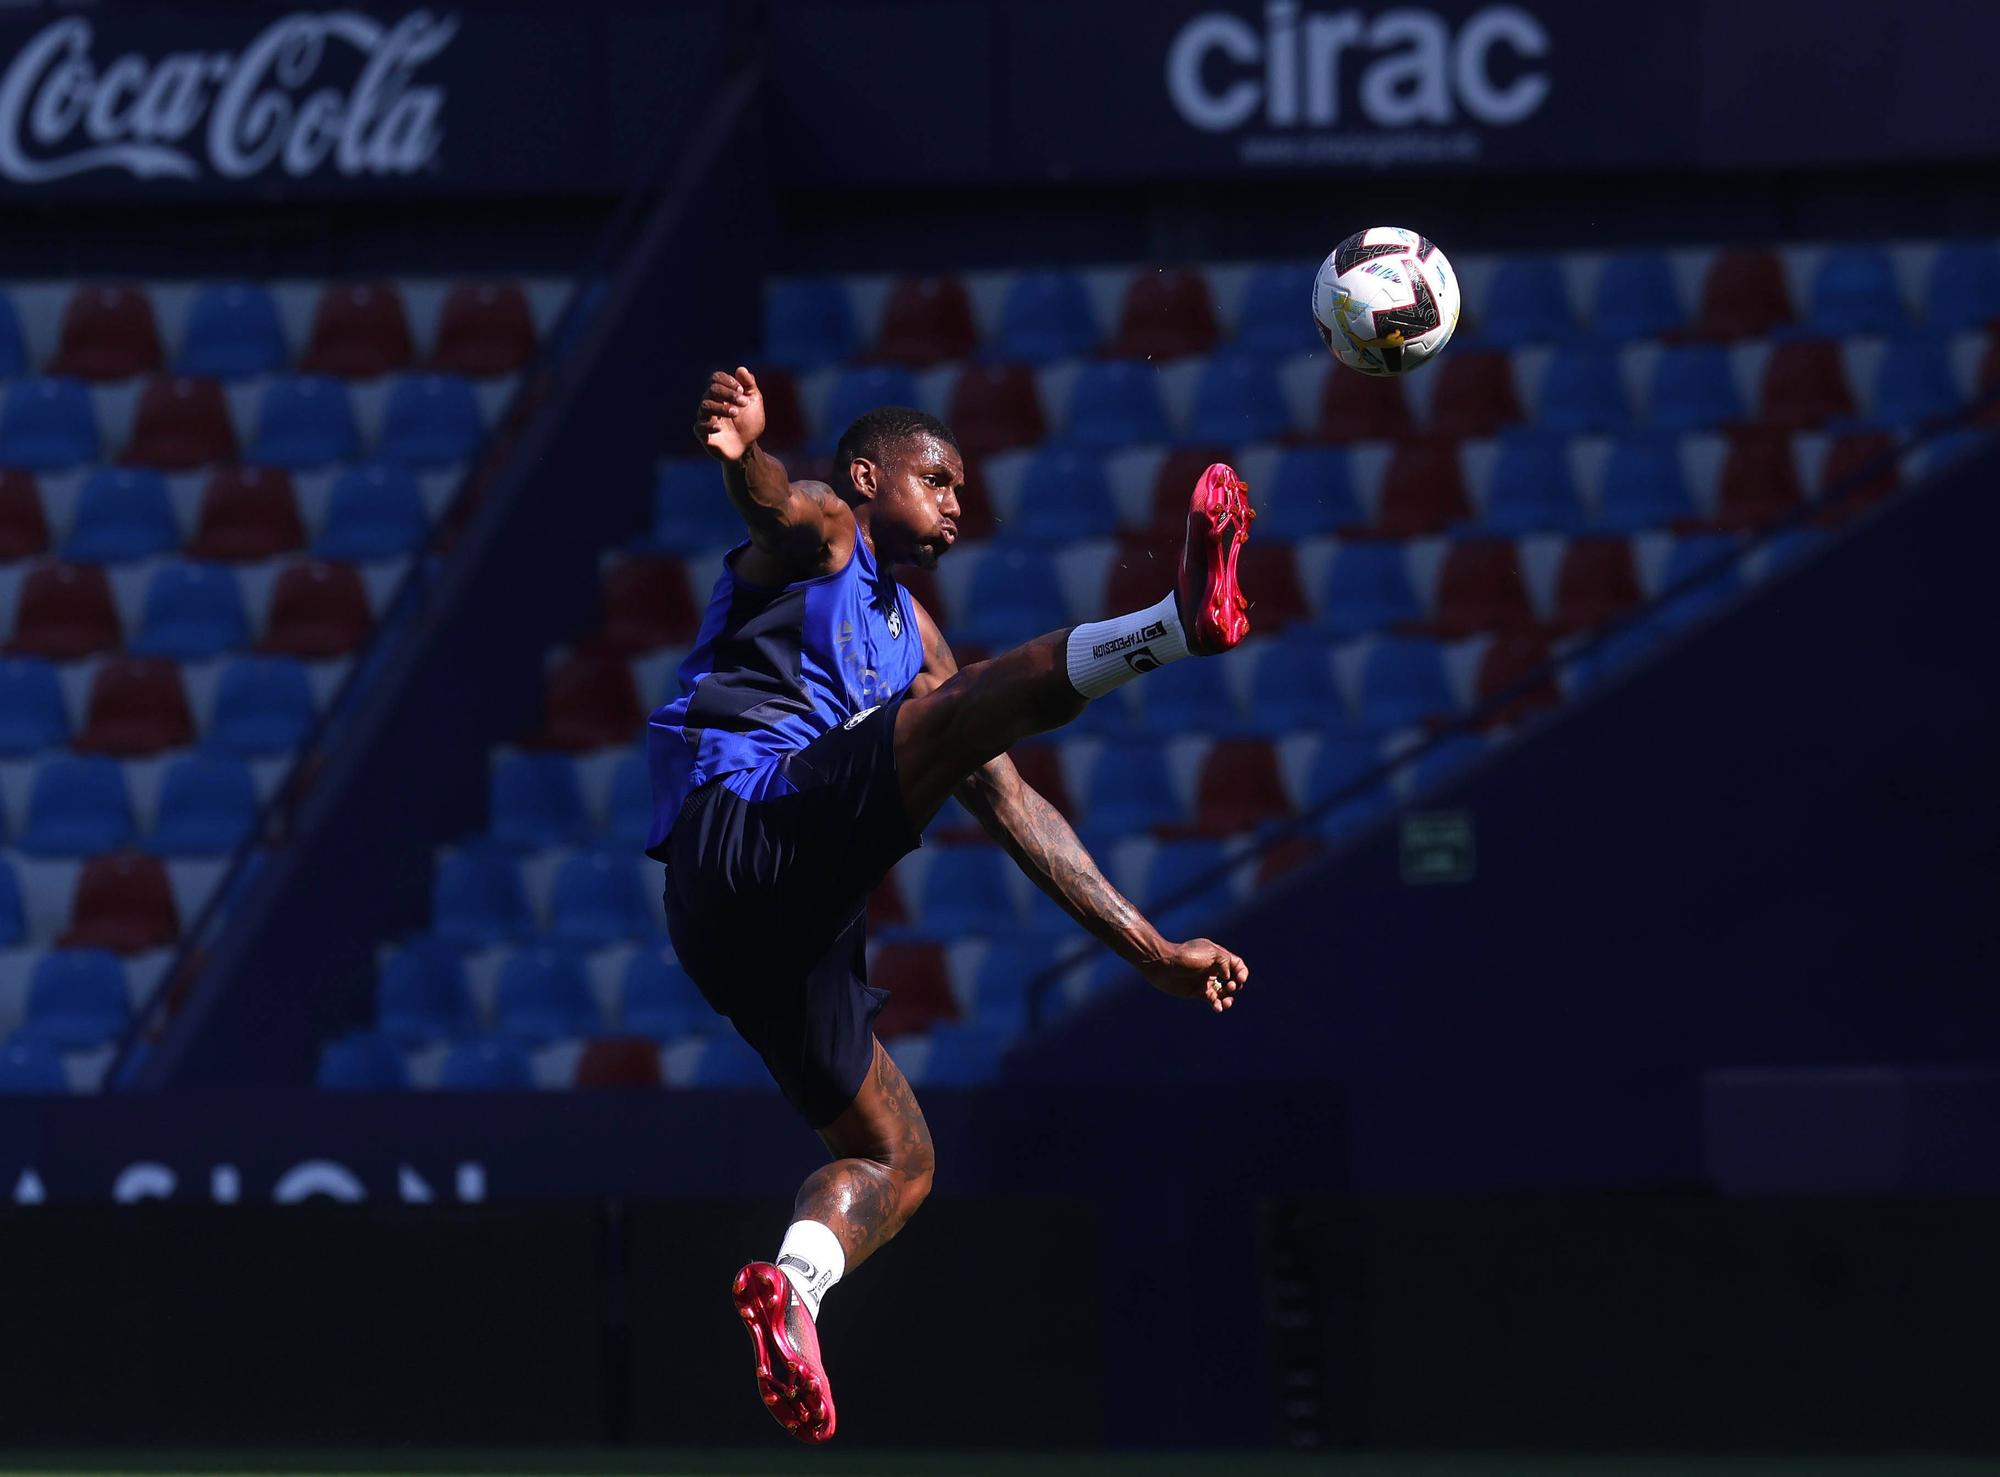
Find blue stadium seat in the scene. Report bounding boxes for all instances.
[994,271,1098,364]
[921,1023,1008,1085]
[1304,732,1386,806]
[966,938,1060,1033]
[620,950,710,1040]
[430,843,534,947]
[19,949,129,1047]
[1188,353,1293,443]
[1263,447,1361,539]
[378,373,481,468]
[1139,839,1228,911]
[549,847,655,946]
[915,846,1019,935]
[1009,446,1117,542]
[1567,618,1663,689]
[493,946,601,1041]
[0,292,27,379]
[0,657,68,754]
[1870,341,1964,428]
[1405,733,1489,794]
[602,751,652,849]
[1080,738,1181,834]
[1656,534,1742,629]
[651,458,743,552]
[315,1030,410,1091]
[1482,432,1585,533]
[1245,637,1347,731]
[130,562,251,658]
[0,859,23,947]
[1234,263,1323,357]
[0,1037,68,1094]
[149,754,257,856]
[954,548,1067,646]
[1590,253,1684,340]
[249,376,359,466]
[1321,783,1395,841]
[1133,653,1242,734]
[178,282,289,378]
[764,278,859,371]
[818,366,921,452]
[1317,542,1420,637]
[489,752,591,851]
[1063,362,1171,446]
[0,378,98,467]
[1357,637,1452,729]
[1535,342,1633,433]
[1646,344,1742,431]
[687,1032,774,1088]
[1596,432,1695,531]
[1478,257,1574,347]
[436,1037,534,1090]
[375,934,477,1043]
[19,755,135,856]
[206,656,315,755]
[1922,243,2000,333]
[1808,247,1907,336]
[314,464,428,558]
[64,468,178,563]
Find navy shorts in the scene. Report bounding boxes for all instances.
[655,698,922,1128]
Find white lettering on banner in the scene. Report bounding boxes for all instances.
[0,10,458,185]
[1166,2,1551,135]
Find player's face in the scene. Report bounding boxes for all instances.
[866,434,964,570]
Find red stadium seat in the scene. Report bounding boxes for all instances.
[122,376,237,469]
[1237,542,1310,635]
[431,281,537,376]
[871,941,957,1037]
[188,466,306,561]
[1148,445,1236,534]
[1715,429,1804,531]
[1430,540,1536,636]
[1425,351,1524,438]
[1475,635,1559,726]
[598,555,699,653]
[1758,340,1856,430]
[948,455,996,542]
[753,366,808,453]
[0,469,49,559]
[1815,430,1899,521]
[8,562,120,658]
[1106,269,1220,361]
[300,282,415,378]
[1697,250,1794,340]
[1008,741,1077,821]
[73,657,195,755]
[538,648,643,750]
[1318,365,1413,442]
[1377,440,1471,536]
[50,284,165,380]
[1103,529,1179,618]
[259,561,372,657]
[574,1038,663,1089]
[875,275,978,367]
[946,363,1045,456]
[868,875,909,931]
[60,853,179,954]
[1551,537,1643,633]
[1188,737,1291,836]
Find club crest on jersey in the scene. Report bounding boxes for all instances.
[885,604,903,639]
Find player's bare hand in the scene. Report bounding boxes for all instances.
[694,366,767,462]
[1139,938,1249,1013]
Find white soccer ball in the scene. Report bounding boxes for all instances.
[1312,227,1462,376]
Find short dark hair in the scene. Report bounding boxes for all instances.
[835,406,959,500]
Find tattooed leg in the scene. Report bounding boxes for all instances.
[796,1037,936,1272]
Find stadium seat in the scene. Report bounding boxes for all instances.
[7,562,120,658]
[188,466,307,561]
[1697,249,1794,340]
[1807,247,1907,336]
[494,946,601,1041]
[1474,634,1559,725]
[1758,340,1856,430]
[1482,432,1586,533]
[207,655,315,755]
[621,950,709,1040]
[1551,537,1643,633]
[0,656,67,753]
[764,278,860,371]
[1138,838,1230,916]
[1869,340,1964,429]
[122,375,237,468]
[1590,253,1685,340]
[1476,257,1575,347]
[1715,428,1805,531]
[819,366,921,453]
[652,458,749,552]
[1246,636,1347,730]
[1133,654,1242,734]
[51,284,164,379]
[1317,365,1412,442]
[601,751,653,849]
[1647,344,1743,431]
[19,950,130,1046]
[748,365,808,452]
[955,547,1067,646]
[1430,541,1536,636]
[378,373,481,467]
[249,376,360,466]
[1188,353,1294,444]
[376,934,478,1042]
[966,937,1058,1033]
[63,467,179,563]
[0,292,28,379]
[60,853,178,953]
[1005,742,1078,822]
[921,1023,1008,1085]
[489,752,591,851]
[0,1038,68,1094]
[1427,351,1524,438]
[301,281,415,377]
[149,755,257,857]
[432,281,537,375]
[1235,263,1324,356]
[259,561,371,657]
[549,847,655,946]
[73,657,196,755]
[431,843,534,948]
[687,1033,774,1089]
[1317,541,1419,637]
[1009,445,1117,542]
[1106,268,1220,361]
[1535,342,1633,433]
[0,378,100,467]
[1080,738,1182,834]
[1257,447,1354,539]
[1304,732,1385,807]
[1377,440,1471,536]
[0,860,23,948]
[1922,244,2000,333]
[575,1038,663,1089]
[538,649,643,750]
[436,1037,535,1090]
[875,274,977,366]
[1406,733,1490,794]
[994,271,1098,364]
[596,554,700,655]
[316,1030,410,1091]
[1062,361,1171,446]
[0,469,49,558]
[1235,543,1311,635]
[1357,636,1453,728]
[1815,430,1900,517]
[1190,738,1290,835]
[914,846,1018,935]
[131,562,251,658]
[315,463,429,559]
[871,941,958,1037]
[1656,533,1744,627]
[177,282,288,378]
[946,362,1046,458]
[1596,432,1695,531]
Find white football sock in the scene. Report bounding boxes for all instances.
[775,1218,845,1322]
[1065,591,1190,699]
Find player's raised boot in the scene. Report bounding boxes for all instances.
[733,1260,837,1444]
[1177,462,1255,655]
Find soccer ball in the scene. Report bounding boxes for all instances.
[1312,227,1462,376]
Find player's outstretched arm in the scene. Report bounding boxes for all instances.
[694,366,851,579]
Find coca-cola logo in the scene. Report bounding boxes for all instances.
[0,9,458,185]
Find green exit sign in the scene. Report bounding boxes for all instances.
[1400,811,1475,885]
